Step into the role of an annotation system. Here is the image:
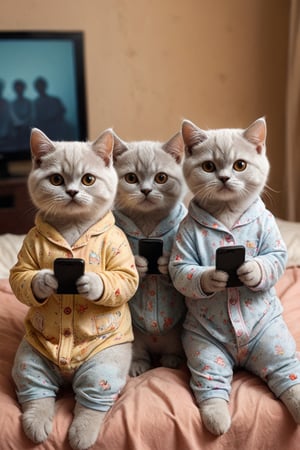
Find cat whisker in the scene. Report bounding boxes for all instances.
[261,184,277,206]
[264,183,280,194]
[24,204,38,219]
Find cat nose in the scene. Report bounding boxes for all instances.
[219,176,230,184]
[141,189,152,196]
[67,190,78,198]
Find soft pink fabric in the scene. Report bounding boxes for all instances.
[1,268,300,449]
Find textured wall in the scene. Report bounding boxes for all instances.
[0,0,289,217]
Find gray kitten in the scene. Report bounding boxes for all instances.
[10,128,138,450]
[113,131,187,376]
[169,118,300,436]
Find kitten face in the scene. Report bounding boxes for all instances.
[182,118,270,206]
[113,132,185,215]
[28,128,117,221]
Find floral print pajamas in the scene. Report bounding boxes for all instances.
[114,203,187,336]
[10,211,139,409]
[169,198,300,404]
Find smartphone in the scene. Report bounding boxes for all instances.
[54,258,85,294]
[216,245,245,287]
[138,238,163,274]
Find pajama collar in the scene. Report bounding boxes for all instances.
[114,202,187,238]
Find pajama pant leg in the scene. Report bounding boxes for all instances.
[182,329,234,405]
[12,338,63,404]
[245,316,300,398]
[73,342,132,412]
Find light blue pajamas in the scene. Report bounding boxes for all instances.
[169,197,300,404]
[12,339,130,411]
[114,203,187,335]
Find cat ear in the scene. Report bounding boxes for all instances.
[30,128,55,166]
[112,132,129,161]
[162,132,184,163]
[92,128,114,166]
[243,117,267,154]
[181,120,208,156]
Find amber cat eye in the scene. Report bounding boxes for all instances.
[81,174,96,186]
[155,172,168,184]
[202,161,216,172]
[125,173,138,184]
[49,174,64,186]
[233,160,247,171]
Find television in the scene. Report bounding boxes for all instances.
[0,31,88,177]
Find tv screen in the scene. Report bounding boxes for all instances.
[0,31,87,177]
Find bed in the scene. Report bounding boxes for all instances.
[1,218,300,450]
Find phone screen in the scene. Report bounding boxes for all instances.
[54,258,85,294]
[216,245,245,287]
[138,238,163,274]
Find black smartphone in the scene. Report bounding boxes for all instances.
[54,258,85,294]
[216,245,245,287]
[138,238,163,274]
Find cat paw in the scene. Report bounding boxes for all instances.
[69,403,106,450]
[32,269,58,301]
[157,255,169,275]
[199,398,231,435]
[134,255,148,277]
[201,268,228,294]
[237,260,262,287]
[76,272,103,301]
[160,354,183,369]
[130,359,152,377]
[22,397,55,443]
[280,384,300,423]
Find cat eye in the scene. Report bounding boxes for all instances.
[49,174,64,186]
[202,161,216,172]
[81,174,96,186]
[125,173,138,184]
[155,172,168,184]
[233,160,247,171]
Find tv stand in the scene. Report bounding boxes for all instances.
[0,160,10,178]
[0,177,36,234]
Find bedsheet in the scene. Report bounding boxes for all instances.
[1,268,300,449]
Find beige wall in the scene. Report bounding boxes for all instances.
[0,0,289,217]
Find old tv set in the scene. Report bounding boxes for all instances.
[0,31,88,177]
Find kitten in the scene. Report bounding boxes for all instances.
[113,131,187,376]
[10,128,139,450]
[169,118,300,435]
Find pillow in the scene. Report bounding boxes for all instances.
[276,218,300,266]
[0,233,25,279]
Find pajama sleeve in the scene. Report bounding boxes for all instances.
[251,212,288,291]
[95,226,139,307]
[169,219,210,299]
[9,230,47,307]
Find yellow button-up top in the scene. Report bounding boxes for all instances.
[10,211,139,372]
